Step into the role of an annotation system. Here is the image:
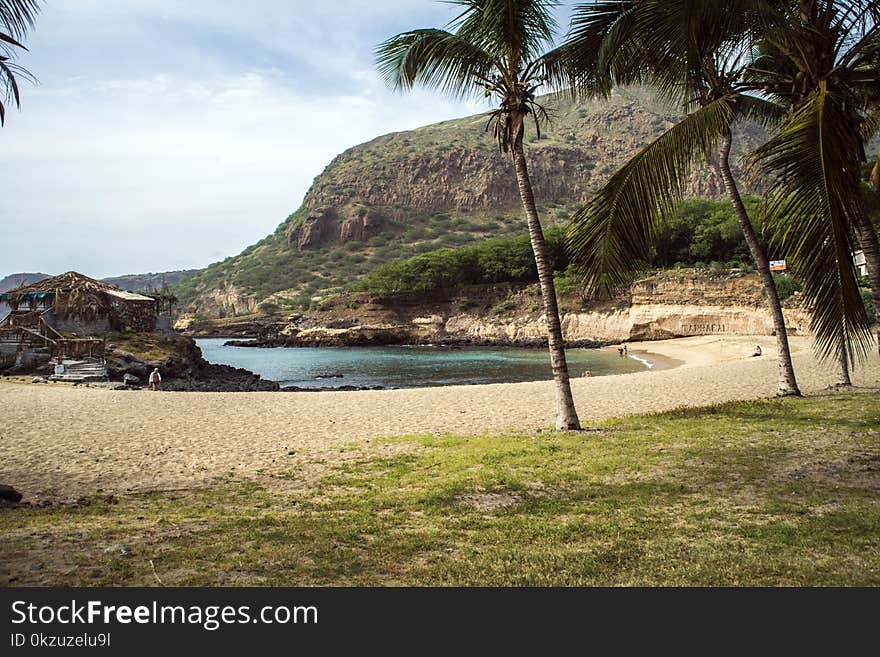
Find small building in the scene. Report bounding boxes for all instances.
[0,272,157,363]
[854,251,867,278]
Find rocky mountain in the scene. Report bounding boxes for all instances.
[174,87,767,318]
[0,273,52,320]
[0,270,201,295]
[0,272,51,293]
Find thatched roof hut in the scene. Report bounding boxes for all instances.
[0,271,157,332]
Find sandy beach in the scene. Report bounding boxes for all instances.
[1,334,878,501]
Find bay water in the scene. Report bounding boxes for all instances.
[197,338,650,389]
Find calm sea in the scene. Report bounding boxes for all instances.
[196,339,650,389]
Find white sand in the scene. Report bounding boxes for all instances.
[1,335,877,500]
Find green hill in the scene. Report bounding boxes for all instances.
[175,88,766,318]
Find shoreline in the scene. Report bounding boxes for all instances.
[2,334,878,502]
[210,340,678,391]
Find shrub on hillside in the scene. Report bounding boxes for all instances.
[774,274,802,302]
[356,227,567,294]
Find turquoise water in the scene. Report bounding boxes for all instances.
[196,339,649,389]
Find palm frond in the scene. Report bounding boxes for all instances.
[559,1,637,98]
[567,96,736,297]
[375,29,497,99]
[0,0,40,40]
[0,55,33,125]
[561,0,781,108]
[451,0,558,66]
[751,83,874,362]
[729,92,787,129]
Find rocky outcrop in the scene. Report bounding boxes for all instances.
[105,334,279,392]
[183,283,257,321]
[286,206,386,251]
[301,98,751,223]
[212,270,812,348]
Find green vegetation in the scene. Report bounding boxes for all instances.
[653,197,764,269]
[108,333,182,362]
[774,274,802,302]
[172,206,537,312]
[862,288,876,325]
[4,391,879,586]
[491,299,518,315]
[354,197,771,296]
[357,228,566,294]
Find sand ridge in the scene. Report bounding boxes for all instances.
[1,335,878,500]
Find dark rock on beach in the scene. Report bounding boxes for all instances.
[0,485,23,503]
[281,385,385,392]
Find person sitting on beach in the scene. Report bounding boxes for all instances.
[583,370,591,378]
[148,367,162,391]
[752,345,762,357]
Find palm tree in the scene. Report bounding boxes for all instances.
[0,0,40,125]
[744,0,880,364]
[557,0,802,396]
[376,0,581,430]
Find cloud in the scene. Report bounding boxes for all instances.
[0,1,553,278]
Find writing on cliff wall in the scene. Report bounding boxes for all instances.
[680,323,728,334]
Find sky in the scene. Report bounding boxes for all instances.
[0,1,574,279]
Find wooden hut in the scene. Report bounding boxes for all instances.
[0,272,157,360]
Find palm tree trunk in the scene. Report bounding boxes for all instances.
[718,129,801,396]
[511,139,581,430]
[853,212,880,357]
[835,320,852,387]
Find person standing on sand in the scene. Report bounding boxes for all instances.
[149,367,162,391]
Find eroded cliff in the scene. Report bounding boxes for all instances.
[195,269,810,347]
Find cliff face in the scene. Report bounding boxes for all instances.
[199,270,810,346]
[286,206,387,252]
[188,283,258,319]
[300,95,745,223]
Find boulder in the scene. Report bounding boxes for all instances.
[123,373,141,385]
[0,485,23,503]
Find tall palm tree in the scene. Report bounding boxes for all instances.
[745,0,880,364]
[557,0,802,396]
[376,0,581,430]
[0,0,40,125]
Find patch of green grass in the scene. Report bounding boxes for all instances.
[2,391,879,586]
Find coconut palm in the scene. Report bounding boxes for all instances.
[557,0,802,395]
[376,0,582,430]
[0,0,40,125]
[744,0,880,365]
